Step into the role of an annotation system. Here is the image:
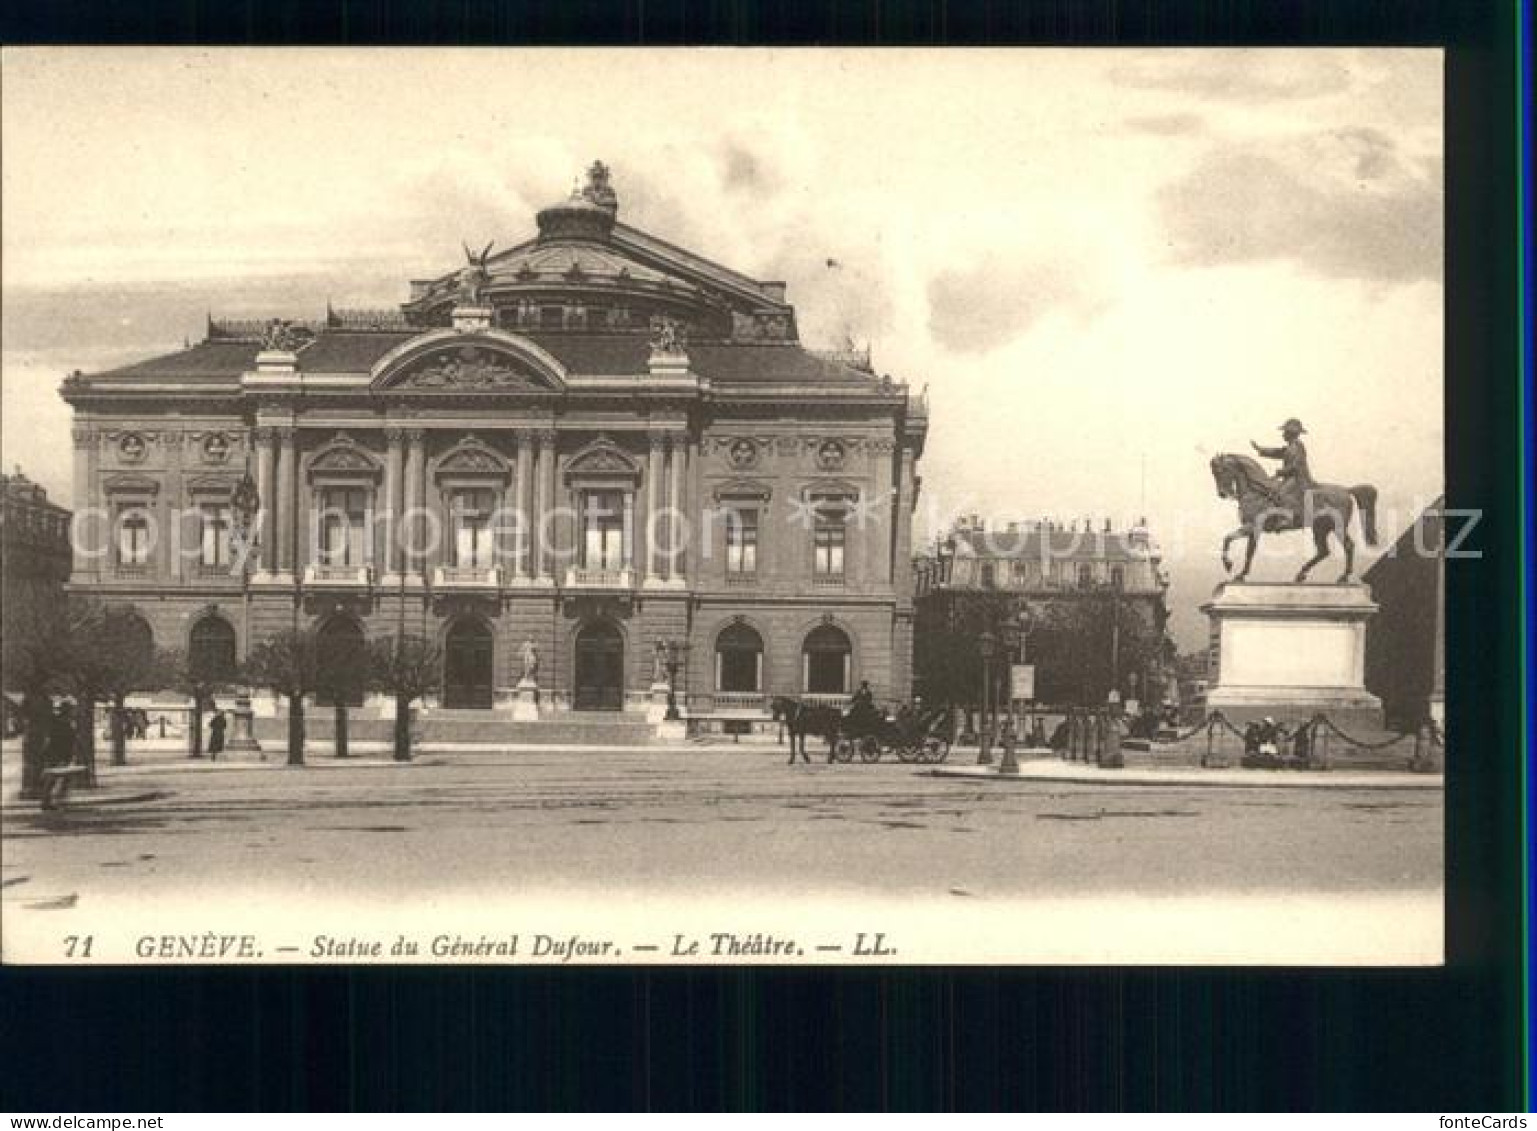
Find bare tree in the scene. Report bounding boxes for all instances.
[95,606,172,766]
[2,600,73,798]
[245,629,321,766]
[365,634,442,762]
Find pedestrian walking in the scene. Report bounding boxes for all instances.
[208,710,228,758]
[47,701,78,767]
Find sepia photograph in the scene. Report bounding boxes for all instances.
[0,47,1447,965]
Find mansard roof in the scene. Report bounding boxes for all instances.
[68,331,886,389]
[61,162,920,412]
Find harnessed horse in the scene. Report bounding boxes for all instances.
[770,696,843,763]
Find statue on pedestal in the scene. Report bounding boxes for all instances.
[520,639,539,684]
[1209,418,1379,583]
[652,640,669,686]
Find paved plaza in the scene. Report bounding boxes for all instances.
[2,744,1443,911]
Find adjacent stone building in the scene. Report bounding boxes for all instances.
[1363,496,1445,729]
[912,515,1173,708]
[1,468,72,617]
[58,163,927,730]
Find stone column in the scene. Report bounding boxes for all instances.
[514,430,534,582]
[275,426,297,578]
[665,434,684,585]
[403,429,425,581]
[382,429,404,579]
[165,432,185,580]
[868,438,896,587]
[537,429,556,583]
[70,426,97,578]
[253,428,276,579]
[645,433,665,586]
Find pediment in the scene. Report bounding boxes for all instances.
[435,435,510,478]
[371,330,567,393]
[565,435,640,480]
[308,433,381,477]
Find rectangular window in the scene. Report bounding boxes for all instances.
[199,504,232,567]
[117,508,151,566]
[583,490,626,570]
[726,508,758,575]
[813,505,846,578]
[320,487,368,566]
[452,488,496,568]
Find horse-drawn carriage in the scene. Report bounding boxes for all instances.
[773,696,952,764]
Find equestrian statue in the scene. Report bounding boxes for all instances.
[1210,418,1378,583]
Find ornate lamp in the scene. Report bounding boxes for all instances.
[224,469,263,756]
[977,629,997,766]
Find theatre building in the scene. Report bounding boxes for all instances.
[60,163,927,734]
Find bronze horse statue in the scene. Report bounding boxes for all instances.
[1209,453,1378,582]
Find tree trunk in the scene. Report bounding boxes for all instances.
[19,690,49,800]
[189,694,205,758]
[75,697,98,788]
[110,694,128,766]
[287,695,305,766]
[334,702,349,758]
[393,696,411,762]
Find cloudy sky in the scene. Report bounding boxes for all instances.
[0,48,1442,648]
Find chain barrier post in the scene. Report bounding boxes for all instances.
[1313,713,1330,771]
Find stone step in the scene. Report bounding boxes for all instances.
[253,711,656,747]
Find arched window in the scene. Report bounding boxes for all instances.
[316,617,366,707]
[188,616,237,684]
[715,623,764,694]
[802,624,852,695]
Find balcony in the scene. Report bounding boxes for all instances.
[303,563,372,591]
[434,564,500,591]
[707,692,769,716]
[801,693,851,711]
[811,573,846,589]
[563,565,636,591]
[724,572,758,588]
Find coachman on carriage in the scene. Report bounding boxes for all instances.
[772,683,953,765]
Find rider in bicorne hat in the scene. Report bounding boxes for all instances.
[1251,418,1315,516]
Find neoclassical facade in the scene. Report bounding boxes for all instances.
[61,163,927,725]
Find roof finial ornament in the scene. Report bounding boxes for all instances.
[582,159,618,213]
[458,241,495,304]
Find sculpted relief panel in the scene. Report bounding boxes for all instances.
[395,345,546,391]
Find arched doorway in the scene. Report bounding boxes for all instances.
[715,623,764,694]
[574,621,624,711]
[443,618,494,709]
[316,617,366,707]
[188,615,237,683]
[802,624,852,695]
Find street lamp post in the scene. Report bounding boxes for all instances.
[997,612,1023,775]
[225,469,262,756]
[662,639,689,722]
[976,629,996,765]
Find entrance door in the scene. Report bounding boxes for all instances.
[574,621,624,711]
[443,619,494,709]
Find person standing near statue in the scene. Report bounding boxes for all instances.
[1251,418,1316,516]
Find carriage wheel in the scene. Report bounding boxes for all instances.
[923,737,951,764]
[859,736,882,762]
[832,737,855,763]
[895,742,919,764]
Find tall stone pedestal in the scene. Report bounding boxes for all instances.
[645,683,671,724]
[1202,581,1382,728]
[511,679,541,722]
